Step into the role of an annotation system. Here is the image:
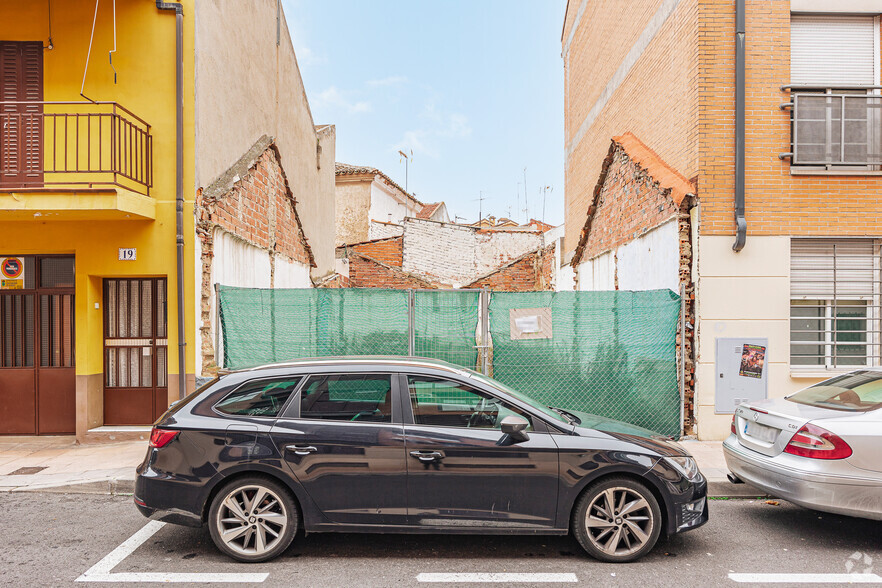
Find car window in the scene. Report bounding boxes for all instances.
[788,371,882,412]
[214,378,301,417]
[300,374,393,423]
[407,375,532,430]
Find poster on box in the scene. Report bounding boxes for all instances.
[739,344,766,379]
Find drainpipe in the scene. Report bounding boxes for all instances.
[732,0,747,252]
[156,1,187,399]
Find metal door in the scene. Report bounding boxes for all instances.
[0,256,75,435]
[0,41,43,187]
[103,278,168,425]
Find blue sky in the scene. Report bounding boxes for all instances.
[283,0,566,226]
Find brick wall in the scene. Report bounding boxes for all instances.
[580,146,683,262]
[347,254,435,289]
[699,0,882,237]
[402,218,543,286]
[350,236,404,267]
[195,141,313,373]
[466,246,556,292]
[563,0,699,255]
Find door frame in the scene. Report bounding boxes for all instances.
[0,254,75,435]
[102,277,168,425]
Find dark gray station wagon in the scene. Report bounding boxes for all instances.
[135,357,707,563]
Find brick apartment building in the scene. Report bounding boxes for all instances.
[563,0,882,439]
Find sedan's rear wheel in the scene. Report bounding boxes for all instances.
[572,476,662,563]
[208,477,298,563]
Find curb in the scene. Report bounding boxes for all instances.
[707,480,769,499]
[10,478,135,496]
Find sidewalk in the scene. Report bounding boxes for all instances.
[0,437,759,498]
[0,436,144,494]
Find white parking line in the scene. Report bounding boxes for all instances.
[75,520,269,583]
[417,573,578,583]
[729,573,882,584]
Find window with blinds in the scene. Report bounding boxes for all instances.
[791,239,881,369]
[789,15,881,168]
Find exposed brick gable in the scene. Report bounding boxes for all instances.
[349,236,403,267]
[572,135,695,267]
[466,246,555,292]
[348,254,436,289]
[195,138,314,374]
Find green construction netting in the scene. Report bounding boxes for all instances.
[217,286,409,367]
[217,286,681,438]
[487,290,681,438]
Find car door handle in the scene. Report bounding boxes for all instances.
[285,444,318,455]
[409,450,444,463]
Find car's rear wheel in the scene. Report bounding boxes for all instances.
[572,476,662,563]
[208,477,298,563]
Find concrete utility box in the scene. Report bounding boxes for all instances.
[715,338,769,414]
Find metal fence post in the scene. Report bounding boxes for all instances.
[679,282,686,439]
[481,288,490,375]
[408,289,415,356]
[214,282,222,370]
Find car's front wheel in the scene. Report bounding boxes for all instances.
[572,476,662,563]
[208,477,299,563]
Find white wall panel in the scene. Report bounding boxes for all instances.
[617,220,680,292]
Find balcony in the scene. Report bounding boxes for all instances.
[0,101,154,220]
[781,86,882,173]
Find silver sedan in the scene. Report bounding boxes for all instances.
[723,370,882,520]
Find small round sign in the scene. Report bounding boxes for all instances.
[1,258,23,280]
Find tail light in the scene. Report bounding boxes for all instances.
[784,423,852,460]
[149,428,179,448]
[731,414,737,435]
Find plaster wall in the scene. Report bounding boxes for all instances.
[368,180,421,227]
[334,180,371,246]
[194,0,336,277]
[694,235,827,440]
[617,220,680,292]
[577,251,615,291]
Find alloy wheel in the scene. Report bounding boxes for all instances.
[216,484,288,556]
[584,486,654,557]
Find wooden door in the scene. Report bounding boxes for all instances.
[0,41,43,187]
[0,256,75,435]
[103,278,168,425]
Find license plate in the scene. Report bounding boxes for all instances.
[744,421,778,444]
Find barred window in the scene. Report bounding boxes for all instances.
[790,239,881,369]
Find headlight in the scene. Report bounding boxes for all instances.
[664,456,701,481]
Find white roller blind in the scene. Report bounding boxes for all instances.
[791,15,878,85]
[791,239,878,298]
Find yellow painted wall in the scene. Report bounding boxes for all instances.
[0,1,197,387]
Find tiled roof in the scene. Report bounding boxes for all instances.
[335,162,423,206]
[416,202,443,219]
[611,132,694,206]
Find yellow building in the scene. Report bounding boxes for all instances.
[0,0,336,440]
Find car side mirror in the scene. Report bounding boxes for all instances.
[500,415,530,442]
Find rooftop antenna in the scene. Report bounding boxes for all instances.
[398,150,412,193]
[542,185,553,224]
[516,182,522,224]
[523,167,529,221]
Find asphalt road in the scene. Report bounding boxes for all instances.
[2,492,881,587]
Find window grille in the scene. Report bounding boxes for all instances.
[790,239,881,369]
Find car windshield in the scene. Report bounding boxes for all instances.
[463,368,571,425]
[787,371,882,412]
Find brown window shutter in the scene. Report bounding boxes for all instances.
[0,41,43,184]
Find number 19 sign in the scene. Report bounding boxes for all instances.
[118,248,137,261]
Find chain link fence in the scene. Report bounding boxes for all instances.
[217,286,681,437]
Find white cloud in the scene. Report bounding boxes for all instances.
[393,104,471,159]
[295,45,326,67]
[316,86,371,114]
[366,75,408,87]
